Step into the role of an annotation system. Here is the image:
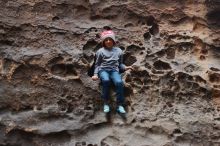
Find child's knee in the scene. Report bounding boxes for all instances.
[115,80,123,86]
[102,79,111,85]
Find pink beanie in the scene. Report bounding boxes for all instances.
[100,30,116,43]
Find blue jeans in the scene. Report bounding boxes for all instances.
[99,70,124,105]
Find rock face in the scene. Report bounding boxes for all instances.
[0,0,220,146]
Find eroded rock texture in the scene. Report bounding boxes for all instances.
[0,0,220,146]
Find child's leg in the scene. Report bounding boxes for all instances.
[99,70,110,104]
[110,71,124,105]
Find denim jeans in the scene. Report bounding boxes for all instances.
[98,70,124,105]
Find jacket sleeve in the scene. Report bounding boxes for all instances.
[119,51,126,71]
[94,50,102,76]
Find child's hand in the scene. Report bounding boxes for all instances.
[125,66,133,71]
[92,75,99,81]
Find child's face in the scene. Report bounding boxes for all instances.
[104,38,114,48]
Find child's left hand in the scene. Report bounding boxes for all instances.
[125,66,133,71]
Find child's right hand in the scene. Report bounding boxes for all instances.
[92,75,99,81]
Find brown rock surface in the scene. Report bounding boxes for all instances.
[0,0,220,146]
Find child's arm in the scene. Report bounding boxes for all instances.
[93,51,102,78]
[119,52,126,72]
[119,51,133,72]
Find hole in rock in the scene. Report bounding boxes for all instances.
[124,23,134,27]
[96,34,100,38]
[145,62,152,69]
[131,70,150,78]
[149,23,159,35]
[166,102,173,107]
[85,27,97,33]
[124,53,137,66]
[207,9,220,27]
[147,15,156,26]
[0,40,14,45]
[194,75,207,84]
[51,64,78,77]
[210,67,220,71]
[133,77,143,85]
[184,64,199,73]
[126,44,145,54]
[166,47,175,59]
[125,75,132,83]
[176,72,193,81]
[153,60,171,70]
[83,54,94,64]
[103,26,112,30]
[143,32,151,40]
[156,50,166,57]
[199,55,206,60]
[83,39,99,51]
[173,129,182,134]
[47,56,64,65]
[119,46,125,50]
[52,16,60,21]
[200,49,208,55]
[161,90,175,98]
[12,64,46,79]
[209,73,220,83]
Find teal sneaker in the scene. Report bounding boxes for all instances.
[117,105,126,114]
[103,104,110,113]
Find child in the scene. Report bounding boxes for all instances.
[92,30,132,113]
